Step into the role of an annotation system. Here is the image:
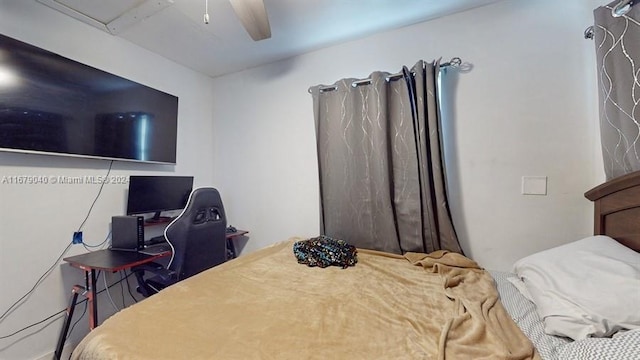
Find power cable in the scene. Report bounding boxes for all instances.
[1,160,115,327]
[0,310,65,340]
[76,160,113,232]
[123,270,138,304]
[0,242,72,322]
[82,230,111,250]
[66,299,87,340]
[103,271,120,313]
[1,270,135,339]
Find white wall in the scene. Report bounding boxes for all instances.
[0,1,216,359]
[212,0,605,270]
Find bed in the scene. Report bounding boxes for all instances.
[71,172,640,360]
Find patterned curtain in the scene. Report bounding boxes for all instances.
[309,60,462,255]
[593,2,640,180]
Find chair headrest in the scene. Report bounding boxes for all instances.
[182,187,224,224]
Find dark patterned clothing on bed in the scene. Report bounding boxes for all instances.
[293,235,357,268]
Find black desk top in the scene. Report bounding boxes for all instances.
[63,249,169,272]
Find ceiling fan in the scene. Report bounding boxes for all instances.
[206,0,271,41]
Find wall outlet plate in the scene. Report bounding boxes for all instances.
[522,176,547,195]
[72,231,83,244]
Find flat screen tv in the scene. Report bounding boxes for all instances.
[0,33,178,164]
[127,176,193,222]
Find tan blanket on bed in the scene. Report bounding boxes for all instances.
[72,239,540,360]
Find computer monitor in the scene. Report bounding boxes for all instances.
[126,176,194,222]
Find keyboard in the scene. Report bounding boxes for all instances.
[145,235,166,246]
[140,243,171,255]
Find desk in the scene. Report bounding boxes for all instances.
[55,249,169,360]
[225,229,249,259]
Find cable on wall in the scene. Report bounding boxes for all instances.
[0,160,115,324]
[0,242,72,322]
[67,301,87,342]
[1,270,137,340]
[0,310,66,340]
[76,160,114,232]
[82,230,111,251]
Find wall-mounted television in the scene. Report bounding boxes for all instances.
[0,33,179,164]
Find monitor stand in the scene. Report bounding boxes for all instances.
[145,211,172,224]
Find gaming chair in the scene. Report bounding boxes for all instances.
[133,187,228,297]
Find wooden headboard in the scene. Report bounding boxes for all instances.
[585,170,640,251]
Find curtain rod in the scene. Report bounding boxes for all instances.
[584,0,637,40]
[315,57,462,93]
[584,26,594,39]
[612,0,636,17]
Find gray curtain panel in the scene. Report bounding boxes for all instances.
[594,2,640,180]
[310,60,462,255]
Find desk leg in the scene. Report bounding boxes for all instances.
[88,269,98,329]
[54,285,84,360]
[226,238,237,260]
[54,268,102,359]
[55,269,99,359]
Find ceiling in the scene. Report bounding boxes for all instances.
[35,0,503,78]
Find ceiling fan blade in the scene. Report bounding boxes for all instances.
[229,0,271,41]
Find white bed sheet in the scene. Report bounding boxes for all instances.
[492,271,569,360]
[492,271,640,360]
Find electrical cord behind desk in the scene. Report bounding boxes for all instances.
[56,249,171,359]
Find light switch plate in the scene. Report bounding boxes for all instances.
[522,176,547,195]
